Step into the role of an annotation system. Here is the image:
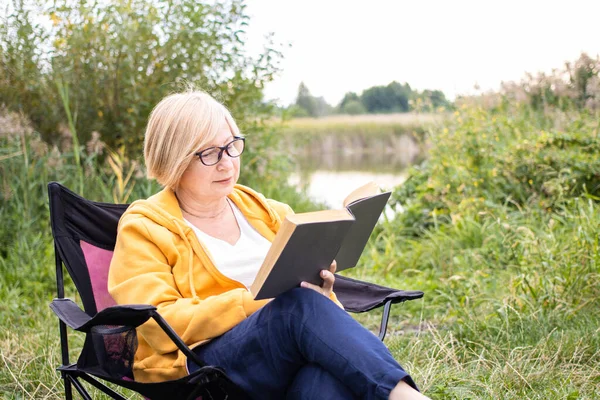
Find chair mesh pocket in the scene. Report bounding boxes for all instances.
[90,325,138,378]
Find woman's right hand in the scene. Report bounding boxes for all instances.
[300,260,336,298]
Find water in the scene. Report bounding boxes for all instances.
[288,133,421,209]
[289,170,406,208]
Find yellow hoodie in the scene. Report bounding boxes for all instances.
[108,184,341,383]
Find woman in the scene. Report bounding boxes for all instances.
[108,90,428,399]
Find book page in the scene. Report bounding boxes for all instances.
[343,181,381,208]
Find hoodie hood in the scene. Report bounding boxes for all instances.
[125,184,283,237]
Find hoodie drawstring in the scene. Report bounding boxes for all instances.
[173,219,201,304]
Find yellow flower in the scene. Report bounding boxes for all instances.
[127,108,134,114]
[49,12,61,26]
[443,128,449,134]
[98,110,103,118]
[528,179,533,185]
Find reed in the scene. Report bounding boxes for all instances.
[1,104,599,398]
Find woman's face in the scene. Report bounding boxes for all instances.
[177,119,240,203]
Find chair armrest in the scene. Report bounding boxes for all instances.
[50,298,206,367]
[50,298,156,332]
[333,274,424,313]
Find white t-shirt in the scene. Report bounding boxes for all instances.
[184,199,272,288]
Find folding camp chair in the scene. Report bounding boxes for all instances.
[48,181,424,400]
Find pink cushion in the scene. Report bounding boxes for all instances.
[80,240,117,311]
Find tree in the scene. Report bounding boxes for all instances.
[340,100,366,115]
[295,82,318,117]
[386,81,411,112]
[360,82,411,113]
[361,86,389,113]
[313,96,333,117]
[339,92,360,110]
[0,0,283,151]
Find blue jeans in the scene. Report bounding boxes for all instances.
[187,288,417,400]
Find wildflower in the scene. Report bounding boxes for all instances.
[86,131,105,155]
[58,123,73,151]
[0,108,33,138]
[49,12,61,26]
[98,110,104,118]
[30,136,49,157]
[451,213,462,224]
[1,179,12,201]
[47,145,64,169]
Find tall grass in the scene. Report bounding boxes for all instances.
[2,102,600,398]
[346,103,600,399]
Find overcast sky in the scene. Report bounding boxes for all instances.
[244,0,600,106]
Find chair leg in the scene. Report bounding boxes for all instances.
[68,375,93,400]
[63,372,73,400]
[378,300,393,341]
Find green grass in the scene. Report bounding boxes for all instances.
[1,104,600,399]
[346,196,600,399]
[344,103,600,399]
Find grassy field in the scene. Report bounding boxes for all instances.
[283,112,444,129]
[277,112,446,174]
[280,112,445,142]
[1,104,599,399]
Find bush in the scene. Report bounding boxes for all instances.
[0,0,283,153]
[392,104,600,234]
[340,99,366,115]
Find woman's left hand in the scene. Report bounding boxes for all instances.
[301,260,336,298]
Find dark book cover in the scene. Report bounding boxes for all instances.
[253,219,354,300]
[334,191,391,271]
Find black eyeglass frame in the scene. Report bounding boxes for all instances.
[194,136,245,166]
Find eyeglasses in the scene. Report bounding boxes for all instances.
[195,136,245,166]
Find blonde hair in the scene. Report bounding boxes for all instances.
[144,90,240,189]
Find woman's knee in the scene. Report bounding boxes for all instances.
[271,287,332,310]
[260,288,343,339]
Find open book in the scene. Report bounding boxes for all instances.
[250,182,391,300]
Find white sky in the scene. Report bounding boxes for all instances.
[244,0,600,106]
